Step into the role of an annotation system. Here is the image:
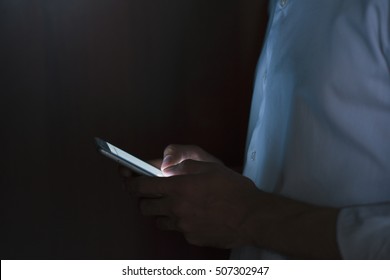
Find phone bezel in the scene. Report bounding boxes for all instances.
[95,138,163,177]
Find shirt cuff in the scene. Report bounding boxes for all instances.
[337,202,390,259]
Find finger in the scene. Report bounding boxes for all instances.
[118,165,133,178]
[162,145,223,171]
[139,198,171,216]
[162,144,203,170]
[161,144,185,170]
[155,216,177,231]
[118,166,134,190]
[162,159,212,177]
[128,176,173,197]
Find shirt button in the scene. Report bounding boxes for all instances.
[250,151,256,161]
[280,0,288,8]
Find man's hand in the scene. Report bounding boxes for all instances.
[128,158,260,249]
[124,145,341,258]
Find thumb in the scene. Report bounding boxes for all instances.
[162,159,211,177]
[161,144,188,170]
[161,144,214,170]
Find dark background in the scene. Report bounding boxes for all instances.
[1,0,268,259]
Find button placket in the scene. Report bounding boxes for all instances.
[250,151,256,161]
[263,70,268,83]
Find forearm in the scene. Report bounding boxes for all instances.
[240,192,342,259]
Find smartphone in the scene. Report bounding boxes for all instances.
[95,137,163,177]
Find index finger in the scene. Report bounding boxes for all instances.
[127,176,175,198]
[119,165,133,178]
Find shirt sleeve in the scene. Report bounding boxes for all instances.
[337,202,390,259]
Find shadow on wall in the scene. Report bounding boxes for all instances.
[0,0,268,259]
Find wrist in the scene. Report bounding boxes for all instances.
[238,191,341,259]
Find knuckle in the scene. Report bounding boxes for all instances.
[139,200,149,215]
[164,144,179,155]
[171,201,188,217]
[179,159,195,171]
[184,145,203,159]
[156,217,173,230]
[139,199,159,216]
[176,219,192,233]
[188,145,202,154]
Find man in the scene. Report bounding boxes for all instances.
[126,0,390,259]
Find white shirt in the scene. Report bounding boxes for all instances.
[232,0,390,259]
